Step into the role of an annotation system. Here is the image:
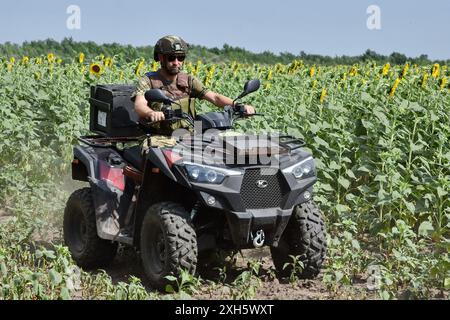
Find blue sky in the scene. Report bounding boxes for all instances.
[0,0,449,59]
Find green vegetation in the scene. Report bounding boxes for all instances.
[0,47,449,299]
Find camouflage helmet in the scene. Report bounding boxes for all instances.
[154,35,189,61]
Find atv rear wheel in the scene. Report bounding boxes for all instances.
[140,202,197,290]
[64,188,118,268]
[270,201,327,279]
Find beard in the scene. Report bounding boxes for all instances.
[166,66,180,75]
[161,60,181,75]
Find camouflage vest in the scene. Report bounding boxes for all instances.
[146,71,196,132]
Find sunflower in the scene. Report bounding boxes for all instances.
[381,63,390,76]
[47,53,55,63]
[421,73,429,89]
[309,66,316,78]
[134,60,145,76]
[319,88,327,104]
[389,78,401,98]
[431,63,440,78]
[22,56,29,65]
[78,53,85,64]
[104,57,113,68]
[89,62,103,76]
[401,63,409,78]
[440,77,448,90]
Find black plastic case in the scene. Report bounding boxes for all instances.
[89,85,143,137]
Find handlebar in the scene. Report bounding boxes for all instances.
[232,103,264,118]
[137,106,194,133]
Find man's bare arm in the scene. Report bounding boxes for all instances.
[134,95,165,122]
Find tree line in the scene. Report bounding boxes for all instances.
[0,38,448,66]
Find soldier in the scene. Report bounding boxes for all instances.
[132,35,255,136]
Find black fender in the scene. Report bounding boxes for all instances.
[72,146,97,181]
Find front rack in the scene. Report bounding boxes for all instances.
[278,135,306,151]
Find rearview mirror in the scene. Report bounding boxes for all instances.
[243,79,260,95]
[235,79,261,102]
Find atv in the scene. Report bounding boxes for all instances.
[64,79,327,289]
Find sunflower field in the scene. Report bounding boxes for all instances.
[0,53,449,300]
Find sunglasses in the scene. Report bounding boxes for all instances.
[166,54,186,62]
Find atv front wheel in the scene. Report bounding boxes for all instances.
[140,202,197,290]
[64,188,118,268]
[270,200,327,279]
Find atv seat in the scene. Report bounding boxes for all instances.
[123,145,143,171]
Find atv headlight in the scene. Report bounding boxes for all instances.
[184,163,242,184]
[283,157,316,179]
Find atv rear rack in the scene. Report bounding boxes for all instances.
[78,135,143,148]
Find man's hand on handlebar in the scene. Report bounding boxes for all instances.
[234,103,256,116]
[146,110,165,122]
[244,105,255,115]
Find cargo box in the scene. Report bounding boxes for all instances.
[89,85,143,137]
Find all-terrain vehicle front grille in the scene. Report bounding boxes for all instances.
[240,168,288,209]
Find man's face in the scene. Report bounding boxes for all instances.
[162,53,186,75]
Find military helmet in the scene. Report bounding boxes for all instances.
[154,35,189,61]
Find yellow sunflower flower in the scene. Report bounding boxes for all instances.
[389,78,401,98]
[135,60,145,76]
[47,53,55,63]
[309,66,316,78]
[421,73,428,89]
[431,63,440,78]
[151,61,158,72]
[440,77,448,90]
[89,63,103,76]
[104,57,113,68]
[79,53,85,64]
[401,63,409,78]
[349,66,357,77]
[381,63,390,76]
[319,88,327,104]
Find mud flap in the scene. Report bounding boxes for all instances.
[89,177,130,241]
